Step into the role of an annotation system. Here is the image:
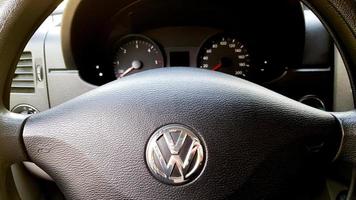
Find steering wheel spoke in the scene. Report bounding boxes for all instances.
[0,109,28,163]
[0,108,29,199]
[333,112,356,164]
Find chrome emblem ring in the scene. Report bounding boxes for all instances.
[145,124,205,185]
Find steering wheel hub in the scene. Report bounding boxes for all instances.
[20,68,340,199]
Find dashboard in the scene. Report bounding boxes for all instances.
[8,0,354,119]
[69,0,305,86]
[64,0,336,110]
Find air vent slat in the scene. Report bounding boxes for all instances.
[15,68,33,74]
[12,78,34,82]
[17,60,33,66]
[16,64,33,68]
[11,88,35,93]
[20,56,32,60]
[11,82,35,88]
[19,55,32,58]
[11,51,35,93]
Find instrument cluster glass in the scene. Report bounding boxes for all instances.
[112,35,165,78]
[111,33,286,82]
[197,34,251,78]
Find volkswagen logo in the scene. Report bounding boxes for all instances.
[145,124,205,185]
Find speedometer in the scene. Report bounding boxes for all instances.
[197,34,251,78]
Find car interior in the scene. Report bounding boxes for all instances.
[0,0,355,199]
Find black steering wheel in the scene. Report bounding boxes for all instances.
[0,0,355,199]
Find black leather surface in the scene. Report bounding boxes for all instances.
[325,0,355,33]
[23,68,340,199]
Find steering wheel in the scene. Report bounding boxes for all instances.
[0,0,355,199]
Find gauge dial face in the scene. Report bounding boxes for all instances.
[197,34,251,78]
[113,35,164,78]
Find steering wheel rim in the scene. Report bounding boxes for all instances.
[0,0,354,199]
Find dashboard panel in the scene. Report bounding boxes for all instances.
[10,0,351,118]
[60,0,336,110]
[65,0,305,86]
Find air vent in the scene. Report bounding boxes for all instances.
[11,52,35,93]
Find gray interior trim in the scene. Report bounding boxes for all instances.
[334,46,354,111]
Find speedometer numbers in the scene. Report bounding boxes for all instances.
[198,35,251,78]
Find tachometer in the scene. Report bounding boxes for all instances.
[197,34,251,78]
[113,35,164,78]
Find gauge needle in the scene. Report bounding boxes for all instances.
[119,60,142,78]
[212,63,222,71]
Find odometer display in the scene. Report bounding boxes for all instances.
[197,34,251,78]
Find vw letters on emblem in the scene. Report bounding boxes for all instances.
[146,124,205,185]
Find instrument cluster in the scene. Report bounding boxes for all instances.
[109,32,287,83]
